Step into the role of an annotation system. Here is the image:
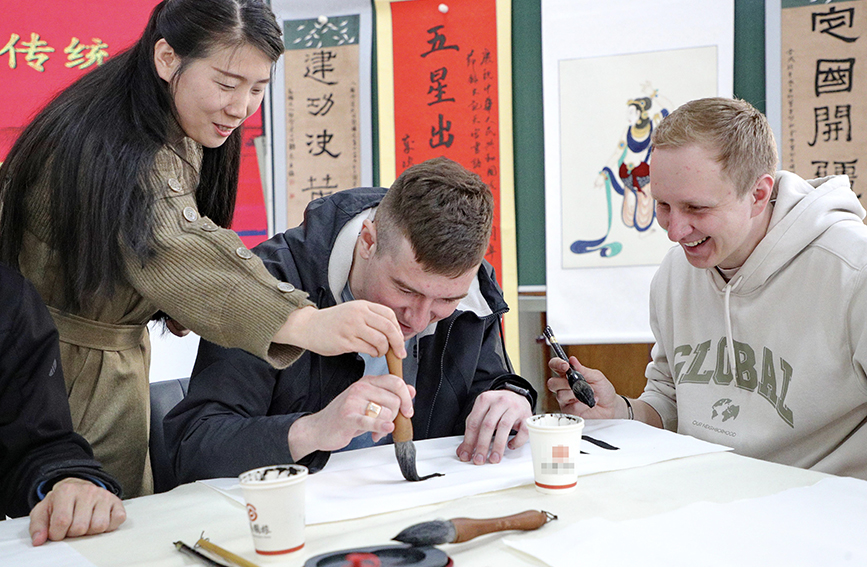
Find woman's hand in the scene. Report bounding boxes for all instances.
[274,303,406,359]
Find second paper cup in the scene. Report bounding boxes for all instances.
[526,414,584,493]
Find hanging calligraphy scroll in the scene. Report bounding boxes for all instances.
[271,0,373,232]
[780,0,866,209]
[375,0,519,365]
[542,0,734,344]
[559,48,716,270]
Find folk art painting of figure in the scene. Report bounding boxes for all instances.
[557,46,718,270]
[571,93,670,258]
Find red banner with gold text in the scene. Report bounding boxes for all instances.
[0,1,156,159]
[0,0,267,247]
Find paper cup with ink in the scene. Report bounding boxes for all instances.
[525,414,584,493]
[239,464,307,556]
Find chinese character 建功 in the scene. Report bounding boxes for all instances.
[304,50,338,85]
[307,93,335,116]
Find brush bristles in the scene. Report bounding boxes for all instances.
[572,380,596,408]
[394,441,444,482]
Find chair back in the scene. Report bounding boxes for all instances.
[149,377,190,493]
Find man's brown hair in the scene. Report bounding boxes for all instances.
[375,157,493,277]
[652,97,778,197]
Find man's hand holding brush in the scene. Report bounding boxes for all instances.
[287,374,415,461]
[547,356,663,427]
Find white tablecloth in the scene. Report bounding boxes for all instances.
[0,424,836,567]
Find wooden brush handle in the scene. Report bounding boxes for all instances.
[386,349,414,443]
[451,510,552,543]
[393,412,414,443]
[385,349,403,379]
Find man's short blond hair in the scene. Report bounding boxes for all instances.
[651,97,778,197]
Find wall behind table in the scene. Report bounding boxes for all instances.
[147,0,769,385]
[514,0,767,398]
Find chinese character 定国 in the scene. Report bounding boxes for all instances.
[814,58,855,96]
[812,6,859,43]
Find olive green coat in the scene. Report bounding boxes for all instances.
[18,138,311,497]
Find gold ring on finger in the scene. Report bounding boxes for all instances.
[365,401,382,418]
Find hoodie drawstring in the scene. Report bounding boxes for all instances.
[723,277,743,375]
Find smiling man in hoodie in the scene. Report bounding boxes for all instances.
[549,97,867,479]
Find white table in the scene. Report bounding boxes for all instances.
[0,450,828,566]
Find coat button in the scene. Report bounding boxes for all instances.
[200,222,219,232]
[168,178,183,192]
[277,282,295,293]
[236,247,253,259]
[183,207,198,222]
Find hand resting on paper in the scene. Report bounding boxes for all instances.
[275,302,407,359]
[287,374,416,461]
[456,390,532,465]
[29,477,126,546]
[548,356,662,427]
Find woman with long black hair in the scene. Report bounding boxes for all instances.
[0,0,404,497]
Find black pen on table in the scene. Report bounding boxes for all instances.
[174,541,227,567]
[543,325,596,408]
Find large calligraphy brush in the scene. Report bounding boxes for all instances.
[386,348,442,482]
[393,510,557,546]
